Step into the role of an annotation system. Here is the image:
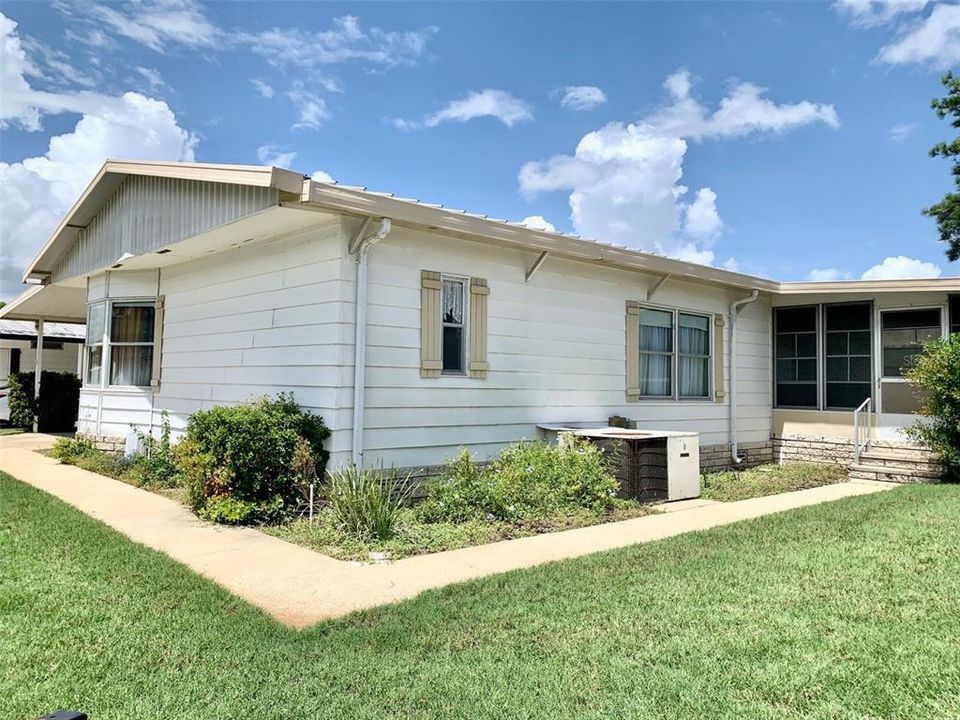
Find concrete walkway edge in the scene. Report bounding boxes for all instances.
[0,437,892,628]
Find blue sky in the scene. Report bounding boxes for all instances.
[2,1,959,298]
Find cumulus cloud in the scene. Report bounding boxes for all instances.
[520,215,557,232]
[560,86,607,111]
[0,14,197,298]
[518,70,838,265]
[396,89,533,130]
[256,143,297,169]
[311,169,334,183]
[860,255,943,279]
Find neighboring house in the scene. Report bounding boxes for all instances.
[1,160,957,473]
[0,319,84,382]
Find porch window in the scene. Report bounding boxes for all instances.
[85,302,105,386]
[774,306,818,408]
[109,303,156,386]
[950,295,959,335]
[824,303,871,409]
[881,308,941,378]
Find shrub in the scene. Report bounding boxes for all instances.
[905,333,960,478]
[326,465,411,540]
[127,412,178,488]
[50,437,133,480]
[418,437,620,523]
[7,371,80,431]
[176,394,331,524]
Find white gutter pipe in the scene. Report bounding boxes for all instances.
[351,218,392,467]
[729,290,760,464]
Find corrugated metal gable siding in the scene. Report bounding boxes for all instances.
[52,175,278,282]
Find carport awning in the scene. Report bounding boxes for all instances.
[0,284,87,324]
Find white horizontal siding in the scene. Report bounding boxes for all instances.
[352,226,772,468]
[0,341,80,380]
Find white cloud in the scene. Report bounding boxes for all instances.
[520,215,557,232]
[860,255,943,279]
[256,143,297,169]
[134,66,166,92]
[518,70,838,265]
[0,14,197,298]
[888,122,916,141]
[251,79,274,99]
[288,84,330,130]
[833,0,929,27]
[311,169,334,183]
[807,267,854,281]
[877,3,960,69]
[560,86,606,111]
[408,89,533,129]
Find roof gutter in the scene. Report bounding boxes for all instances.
[729,289,760,464]
[351,217,392,467]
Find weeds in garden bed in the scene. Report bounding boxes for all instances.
[701,462,848,502]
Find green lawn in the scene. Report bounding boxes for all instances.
[702,462,849,502]
[2,473,959,719]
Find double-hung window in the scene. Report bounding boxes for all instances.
[441,277,467,375]
[85,300,157,388]
[635,306,711,399]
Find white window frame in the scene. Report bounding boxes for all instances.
[636,302,713,401]
[83,297,157,390]
[440,273,470,377]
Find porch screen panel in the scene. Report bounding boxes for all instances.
[774,306,817,408]
[881,309,941,377]
[950,295,960,335]
[824,303,872,410]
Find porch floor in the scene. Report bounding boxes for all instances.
[1,434,892,628]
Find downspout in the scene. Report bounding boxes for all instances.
[351,218,392,467]
[729,290,760,464]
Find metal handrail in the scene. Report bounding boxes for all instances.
[853,397,872,465]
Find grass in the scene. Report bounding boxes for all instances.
[264,503,653,560]
[2,473,960,719]
[701,461,849,502]
[0,427,26,436]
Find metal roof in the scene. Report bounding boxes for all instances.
[0,318,85,340]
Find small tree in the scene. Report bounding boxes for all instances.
[905,334,960,478]
[924,72,960,262]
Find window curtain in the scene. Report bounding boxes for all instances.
[639,309,672,396]
[109,305,155,387]
[679,314,709,397]
[442,280,464,324]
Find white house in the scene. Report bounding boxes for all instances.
[0,319,84,382]
[1,160,957,476]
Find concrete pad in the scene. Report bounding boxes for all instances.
[0,436,892,628]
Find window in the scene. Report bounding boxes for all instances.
[85,302,105,386]
[85,300,157,388]
[441,277,466,374]
[950,295,959,335]
[824,303,872,409]
[639,309,673,396]
[774,306,818,408]
[9,348,21,375]
[632,306,712,400]
[881,308,941,378]
[678,313,710,398]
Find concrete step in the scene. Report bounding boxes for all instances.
[849,463,943,484]
[858,451,942,473]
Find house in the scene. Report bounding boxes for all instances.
[0,318,84,383]
[1,160,957,474]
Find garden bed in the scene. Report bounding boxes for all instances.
[701,461,848,502]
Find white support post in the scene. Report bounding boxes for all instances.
[33,316,44,433]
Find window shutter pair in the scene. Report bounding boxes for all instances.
[420,270,489,379]
[625,301,641,401]
[150,295,165,389]
[713,313,725,402]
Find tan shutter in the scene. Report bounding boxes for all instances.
[713,313,725,402]
[420,271,442,378]
[626,301,641,401]
[469,278,489,379]
[151,295,165,389]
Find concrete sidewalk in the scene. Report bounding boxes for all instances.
[0,435,892,628]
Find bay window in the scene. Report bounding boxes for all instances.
[85,302,105,386]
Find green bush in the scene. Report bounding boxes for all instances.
[7,371,80,431]
[127,412,178,488]
[177,394,331,524]
[327,465,411,540]
[50,437,133,481]
[906,333,960,478]
[417,437,620,523]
